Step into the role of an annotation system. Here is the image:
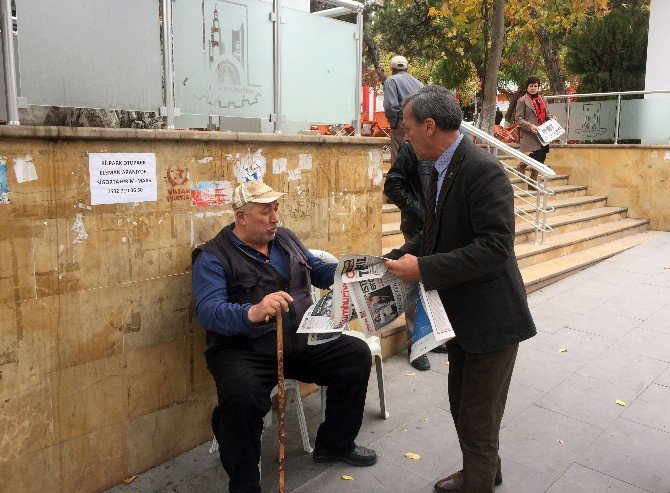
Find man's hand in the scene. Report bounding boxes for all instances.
[384,254,421,281]
[248,291,293,323]
[530,124,538,134]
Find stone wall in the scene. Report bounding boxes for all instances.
[547,145,670,231]
[0,126,386,492]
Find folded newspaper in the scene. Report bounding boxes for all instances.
[298,253,455,361]
[537,119,565,145]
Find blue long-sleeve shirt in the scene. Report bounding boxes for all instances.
[192,232,337,337]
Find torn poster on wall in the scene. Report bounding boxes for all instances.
[0,159,9,204]
[88,153,157,205]
[191,180,233,207]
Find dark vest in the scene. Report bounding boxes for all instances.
[192,225,314,354]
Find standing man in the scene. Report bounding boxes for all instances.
[384,142,447,371]
[384,86,536,492]
[193,180,377,493]
[383,55,423,164]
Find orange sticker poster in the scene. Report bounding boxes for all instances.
[190,181,233,206]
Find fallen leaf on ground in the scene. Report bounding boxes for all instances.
[616,400,626,407]
[405,372,417,376]
[341,475,354,480]
[405,452,422,460]
[558,348,568,353]
[122,476,137,484]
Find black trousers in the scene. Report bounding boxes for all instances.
[447,339,518,493]
[205,334,372,493]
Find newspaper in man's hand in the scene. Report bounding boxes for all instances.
[409,285,455,363]
[334,254,417,337]
[298,253,454,354]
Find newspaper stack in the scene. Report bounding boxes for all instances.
[298,253,455,362]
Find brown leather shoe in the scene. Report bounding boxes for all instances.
[434,458,502,492]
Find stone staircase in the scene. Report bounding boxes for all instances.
[378,156,658,358]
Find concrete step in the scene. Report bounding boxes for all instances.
[383,205,628,247]
[515,195,607,222]
[382,203,401,224]
[515,184,587,205]
[515,206,628,244]
[508,173,569,186]
[382,221,403,249]
[515,217,649,268]
[521,230,662,293]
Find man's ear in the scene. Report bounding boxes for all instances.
[425,118,436,136]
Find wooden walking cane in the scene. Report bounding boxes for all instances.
[275,311,286,493]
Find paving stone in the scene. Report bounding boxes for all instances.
[622,383,670,433]
[608,327,670,363]
[642,271,670,289]
[637,302,670,335]
[521,326,614,364]
[291,454,430,493]
[537,289,610,316]
[500,381,547,427]
[546,463,648,493]
[495,457,561,493]
[527,282,576,307]
[500,405,604,473]
[529,306,580,335]
[259,447,334,493]
[369,405,460,481]
[560,310,639,340]
[578,417,670,493]
[597,284,670,321]
[535,372,638,428]
[576,266,651,293]
[511,346,583,392]
[654,365,670,388]
[415,455,560,493]
[579,346,668,395]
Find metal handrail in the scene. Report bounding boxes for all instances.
[460,122,556,244]
[543,89,670,145]
[461,123,556,177]
[546,89,670,99]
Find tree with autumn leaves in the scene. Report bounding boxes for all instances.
[360,0,647,134]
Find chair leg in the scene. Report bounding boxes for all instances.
[292,386,313,454]
[375,355,389,419]
[208,435,219,454]
[320,386,327,423]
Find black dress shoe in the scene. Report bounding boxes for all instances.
[431,344,449,354]
[411,354,431,371]
[313,445,377,466]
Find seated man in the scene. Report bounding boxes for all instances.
[192,180,377,493]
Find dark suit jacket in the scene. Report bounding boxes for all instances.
[387,136,536,353]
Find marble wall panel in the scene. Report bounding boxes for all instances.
[548,146,670,231]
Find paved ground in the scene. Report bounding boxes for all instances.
[108,233,670,493]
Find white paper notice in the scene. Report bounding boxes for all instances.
[89,153,157,205]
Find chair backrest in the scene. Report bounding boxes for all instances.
[308,249,338,303]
